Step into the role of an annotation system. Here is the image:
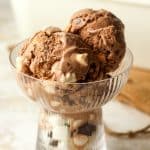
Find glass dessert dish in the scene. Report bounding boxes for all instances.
[9,43,133,150]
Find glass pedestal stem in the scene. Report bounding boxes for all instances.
[36,107,107,150]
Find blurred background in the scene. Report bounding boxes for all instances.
[0,0,150,150]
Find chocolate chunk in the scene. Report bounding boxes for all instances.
[64,122,70,128]
[48,131,53,138]
[49,140,58,147]
[62,95,76,106]
[78,122,96,136]
[71,129,78,137]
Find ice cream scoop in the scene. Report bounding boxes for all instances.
[16,27,102,82]
[66,9,126,72]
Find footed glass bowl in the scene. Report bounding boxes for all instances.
[9,44,133,150]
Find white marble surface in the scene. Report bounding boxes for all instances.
[0,1,150,150]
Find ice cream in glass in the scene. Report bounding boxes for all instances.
[9,9,133,150]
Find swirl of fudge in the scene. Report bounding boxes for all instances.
[16,27,103,82]
[66,9,126,72]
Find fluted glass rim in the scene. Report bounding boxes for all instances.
[9,42,133,85]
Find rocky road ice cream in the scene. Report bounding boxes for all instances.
[17,27,105,82]
[15,8,126,150]
[66,9,126,72]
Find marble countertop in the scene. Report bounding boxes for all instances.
[0,1,150,150]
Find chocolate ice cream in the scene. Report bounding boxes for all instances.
[13,8,130,150]
[16,27,103,82]
[66,9,126,72]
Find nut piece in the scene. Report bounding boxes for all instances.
[51,62,60,73]
[73,134,88,147]
[45,26,61,36]
[60,72,76,82]
[50,101,61,107]
[74,53,88,66]
[97,53,106,62]
[72,120,85,130]
[89,114,96,121]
